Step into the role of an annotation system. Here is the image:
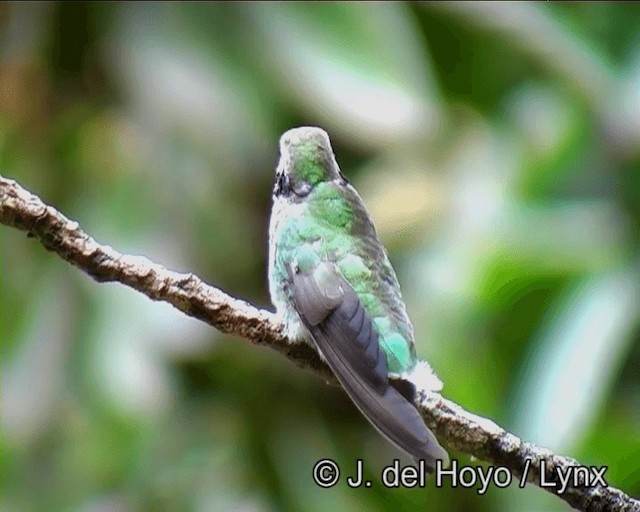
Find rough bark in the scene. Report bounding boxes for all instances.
[1,175,638,512]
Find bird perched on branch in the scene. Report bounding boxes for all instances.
[268,126,448,469]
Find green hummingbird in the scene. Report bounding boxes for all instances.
[268,126,448,469]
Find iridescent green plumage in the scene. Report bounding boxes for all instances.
[268,126,447,466]
[269,130,416,372]
[271,183,416,373]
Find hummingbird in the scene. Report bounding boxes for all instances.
[268,126,448,469]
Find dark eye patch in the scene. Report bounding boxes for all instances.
[274,172,290,197]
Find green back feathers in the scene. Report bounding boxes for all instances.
[275,183,416,374]
[310,183,355,231]
[274,127,417,374]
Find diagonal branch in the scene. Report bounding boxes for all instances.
[1,175,638,512]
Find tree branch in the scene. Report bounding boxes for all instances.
[1,175,638,512]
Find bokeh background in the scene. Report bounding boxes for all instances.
[1,2,639,511]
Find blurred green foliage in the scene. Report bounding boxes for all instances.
[1,2,639,511]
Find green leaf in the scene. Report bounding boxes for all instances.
[246,2,442,147]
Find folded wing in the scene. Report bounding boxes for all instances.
[288,260,448,469]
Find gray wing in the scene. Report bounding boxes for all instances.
[288,261,448,468]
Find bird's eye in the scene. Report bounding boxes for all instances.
[292,180,312,197]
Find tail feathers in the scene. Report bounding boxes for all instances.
[288,265,448,469]
[311,308,449,470]
[353,372,450,469]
